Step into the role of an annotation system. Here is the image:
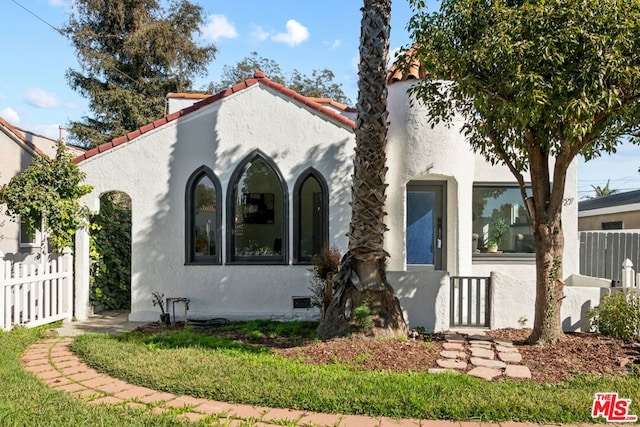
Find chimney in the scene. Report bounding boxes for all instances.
[59,126,67,144]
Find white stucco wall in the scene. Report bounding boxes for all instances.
[0,134,36,255]
[79,84,355,322]
[386,80,579,282]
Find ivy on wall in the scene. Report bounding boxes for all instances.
[90,192,131,310]
[0,145,92,251]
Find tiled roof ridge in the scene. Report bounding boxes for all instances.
[0,116,47,157]
[308,97,357,112]
[73,71,356,164]
[386,46,428,84]
[166,92,212,100]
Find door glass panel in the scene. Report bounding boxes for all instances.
[407,191,436,264]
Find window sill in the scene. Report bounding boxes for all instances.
[185,260,221,266]
[473,253,535,264]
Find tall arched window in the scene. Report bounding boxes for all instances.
[293,169,329,263]
[227,151,288,263]
[186,166,222,264]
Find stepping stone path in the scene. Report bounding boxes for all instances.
[428,332,532,381]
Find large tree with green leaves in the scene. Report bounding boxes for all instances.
[317,0,407,339]
[206,52,352,105]
[64,0,216,147]
[0,145,92,251]
[406,0,640,344]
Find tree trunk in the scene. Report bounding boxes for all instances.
[527,201,566,345]
[317,0,407,340]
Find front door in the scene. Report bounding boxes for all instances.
[406,182,446,270]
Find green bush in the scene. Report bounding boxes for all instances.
[90,192,131,310]
[588,290,640,342]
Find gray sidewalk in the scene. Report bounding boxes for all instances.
[54,309,147,336]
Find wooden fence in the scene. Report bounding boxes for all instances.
[579,232,640,284]
[0,249,73,331]
[450,276,491,328]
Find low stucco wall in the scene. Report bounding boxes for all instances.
[389,270,449,332]
[489,271,609,332]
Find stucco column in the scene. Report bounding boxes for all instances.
[74,227,91,321]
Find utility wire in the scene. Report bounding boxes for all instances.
[10,0,135,83]
[11,0,65,36]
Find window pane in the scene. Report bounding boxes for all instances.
[407,191,435,264]
[299,176,323,259]
[472,186,534,253]
[194,176,217,258]
[235,158,283,259]
[20,222,38,245]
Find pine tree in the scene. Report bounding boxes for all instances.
[64,0,216,147]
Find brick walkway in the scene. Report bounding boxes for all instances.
[21,336,612,426]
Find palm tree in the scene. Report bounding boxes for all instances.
[589,179,618,198]
[317,0,408,339]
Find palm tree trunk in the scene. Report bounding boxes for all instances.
[318,0,407,340]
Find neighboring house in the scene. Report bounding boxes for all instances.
[0,118,85,255]
[578,190,640,231]
[73,70,580,330]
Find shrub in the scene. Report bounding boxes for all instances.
[308,246,341,316]
[588,290,640,342]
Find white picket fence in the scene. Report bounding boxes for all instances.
[0,248,73,331]
[621,258,640,295]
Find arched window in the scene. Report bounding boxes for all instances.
[293,169,329,263]
[186,166,222,264]
[227,151,288,263]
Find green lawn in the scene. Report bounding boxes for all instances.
[0,327,191,426]
[65,322,640,424]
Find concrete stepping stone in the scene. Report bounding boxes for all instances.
[469,341,492,348]
[444,334,465,343]
[468,334,491,341]
[493,339,514,346]
[495,345,519,353]
[498,352,522,363]
[468,366,502,381]
[442,342,464,351]
[439,351,466,360]
[505,365,532,379]
[470,348,494,359]
[436,359,467,370]
[470,357,506,369]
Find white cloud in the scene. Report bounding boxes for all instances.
[272,20,309,47]
[31,124,61,140]
[0,107,20,124]
[202,15,238,41]
[24,88,59,108]
[250,24,269,42]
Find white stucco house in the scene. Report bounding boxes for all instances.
[73,70,592,332]
[0,118,84,256]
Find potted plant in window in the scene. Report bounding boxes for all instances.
[486,239,499,253]
[488,218,509,252]
[152,292,170,325]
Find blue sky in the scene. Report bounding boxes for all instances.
[1,0,638,198]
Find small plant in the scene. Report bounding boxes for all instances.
[152,292,171,325]
[151,292,166,315]
[353,303,373,333]
[308,246,341,317]
[490,217,509,248]
[588,291,640,342]
[518,315,529,327]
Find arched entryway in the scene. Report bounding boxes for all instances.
[90,191,132,311]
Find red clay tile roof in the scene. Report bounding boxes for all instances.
[387,47,428,84]
[0,117,46,157]
[166,93,212,100]
[74,72,356,164]
[308,97,357,113]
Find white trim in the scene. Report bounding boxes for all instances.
[578,202,640,217]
